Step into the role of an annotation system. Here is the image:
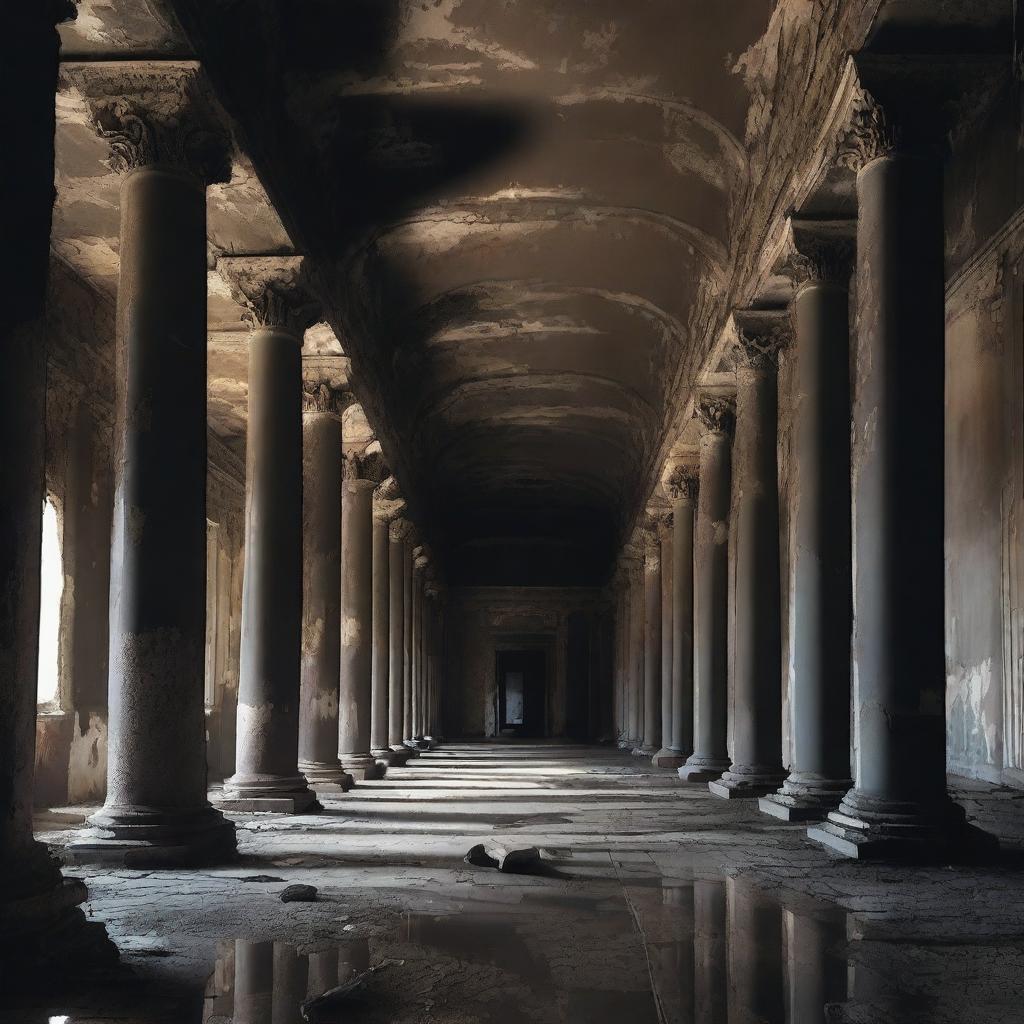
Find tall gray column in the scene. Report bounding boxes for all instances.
[654,513,682,767]
[725,877,784,1024]
[669,470,697,763]
[641,529,661,756]
[370,503,391,764]
[410,551,427,744]
[627,558,645,753]
[298,384,351,791]
[1,7,115,960]
[614,571,630,748]
[680,397,734,782]
[710,311,788,800]
[339,473,380,780]
[387,518,411,761]
[221,258,318,814]
[808,57,991,858]
[762,222,854,822]
[71,66,237,860]
[402,536,416,751]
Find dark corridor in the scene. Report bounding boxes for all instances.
[496,650,547,738]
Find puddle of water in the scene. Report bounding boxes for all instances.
[8,872,1024,1023]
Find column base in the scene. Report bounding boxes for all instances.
[616,739,633,750]
[402,740,421,757]
[1,846,118,979]
[299,760,354,791]
[678,755,730,783]
[218,773,322,814]
[708,764,787,800]
[652,747,686,769]
[67,803,237,867]
[341,754,384,781]
[374,746,405,766]
[759,772,852,822]
[387,745,412,765]
[806,790,999,861]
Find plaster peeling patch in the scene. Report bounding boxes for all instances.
[575,23,620,73]
[51,237,120,290]
[310,689,338,722]
[713,522,729,545]
[238,701,274,742]
[303,616,325,655]
[342,616,362,647]
[68,711,107,804]
[947,657,997,765]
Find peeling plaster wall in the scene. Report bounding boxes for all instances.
[944,77,1024,785]
[445,587,608,739]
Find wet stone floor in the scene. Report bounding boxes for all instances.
[11,742,1024,1023]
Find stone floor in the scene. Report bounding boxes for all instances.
[12,742,1024,1022]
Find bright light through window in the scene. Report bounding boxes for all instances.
[37,499,63,707]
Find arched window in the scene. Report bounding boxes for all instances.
[37,498,63,708]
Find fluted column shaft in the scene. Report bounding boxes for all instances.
[680,401,733,782]
[670,481,697,759]
[339,478,378,780]
[370,512,390,759]
[298,402,349,789]
[641,538,662,755]
[402,540,415,748]
[711,317,787,800]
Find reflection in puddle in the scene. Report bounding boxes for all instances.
[203,938,369,1023]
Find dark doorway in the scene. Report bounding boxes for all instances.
[496,649,546,737]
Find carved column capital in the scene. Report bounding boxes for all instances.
[218,256,320,336]
[732,309,790,370]
[666,466,699,503]
[62,61,232,184]
[782,219,856,289]
[373,476,406,523]
[389,517,414,543]
[301,380,353,419]
[694,393,735,436]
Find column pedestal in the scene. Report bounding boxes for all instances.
[679,400,733,784]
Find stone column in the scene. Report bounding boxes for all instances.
[411,551,428,745]
[297,383,352,792]
[709,312,788,800]
[370,501,391,765]
[641,528,662,756]
[0,7,115,962]
[614,569,630,748]
[402,536,416,751]
[783,909,847,1021]
[387,519,411,762]
[808,57,991,858]
[669,469,698,764]
[69,65,237,860]
[423,583,440,744]
[654,513,682,767]
[272,942,308,1024]
[693,879,727,1024]
[220,258,318,814]
[339,471,380,780]
[680,397,734,782]
[234,940,273,1024]
[762,221,855,822]
[627,557,645,753]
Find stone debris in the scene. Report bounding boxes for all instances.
[465,841,543,874]
[280,883,318,902]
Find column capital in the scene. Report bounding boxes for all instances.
[833,53,1006,172]
[62,61,232,184]
[301,380,354,419]
[389,517,415,543]
[694,393,735,437]
[732,309,790,370]
[218,256,320,336]
[666,465,699,503]
[781,219,855,289]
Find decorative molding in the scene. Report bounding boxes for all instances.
[732,309,790,369]
[301,380,352,418]
[694,393,735,436]
[217,256,320,335]
[782,219,856,288]
[62,61,231,183]
[666,465,699,503]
